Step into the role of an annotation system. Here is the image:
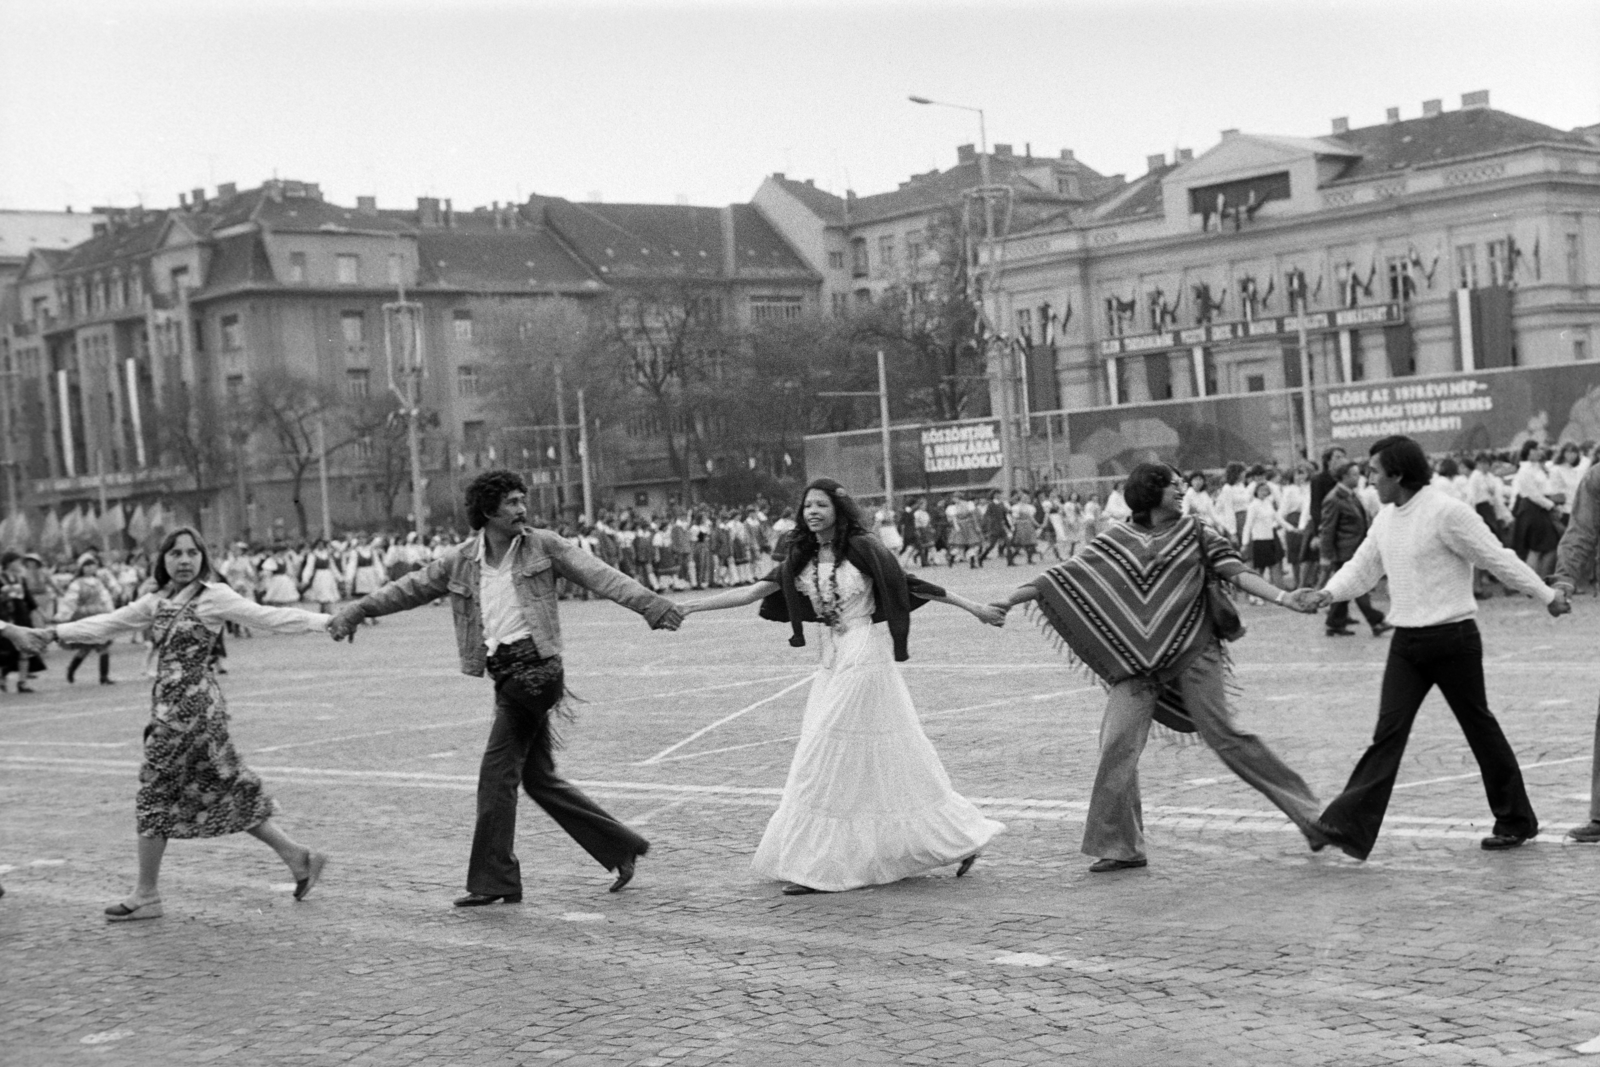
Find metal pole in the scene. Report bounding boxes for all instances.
[876,349,893,506]
[577,387,594,523]
[406,362,425,538]
[95,449,111,552]
[554,362,572,520]
[1296,294,1317,464]
[316,415,332,541]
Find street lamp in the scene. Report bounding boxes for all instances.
[909,94,1021,491]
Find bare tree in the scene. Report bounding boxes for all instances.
[157,377,233,531]
[248,368,351,540]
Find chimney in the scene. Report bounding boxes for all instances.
[417,196,441,228]
[846,190,857,202]
[773,172,785,181]
[1461,89,1490,110]
[1176,148,1194,163]
[265,179,284,203]
[993,143,1013,157]
[492,201,501,229]
[1385,107,1400,124]
[804,178,815,187]
[720,205,736,276]
[1146,152,1166,172]
[178,192,188,208]
[1331,117,1349,134]
[1025,143,1032,159]
[1059,148,1075,161]
[1422,98,1443,117]
[216,182,237,198]
[956,143,976,164]
[1220,129,1240,140]
[356,195,377,216]
[444,198,453,227]
[191,187,206,209]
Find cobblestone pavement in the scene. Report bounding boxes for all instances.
[5,565,1600,1066]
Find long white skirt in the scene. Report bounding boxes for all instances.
[752,621,1004,892]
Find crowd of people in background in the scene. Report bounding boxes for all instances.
[1,436,1592,695]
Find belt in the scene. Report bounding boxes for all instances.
[1394,618,1477,635]
[487,635,539,659]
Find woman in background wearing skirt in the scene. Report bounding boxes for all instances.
[1510,441,1562,578]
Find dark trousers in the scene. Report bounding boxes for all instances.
[466,646,648,895]
[1321,620,1537,858]
[1325,558,1385,631]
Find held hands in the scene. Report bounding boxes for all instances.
[1548,584,1574,618]
[652,604,685,631]
[328,606,364,642]
[1284,587,1331,614]
[971,603,1007,628]
[6,625,51,656]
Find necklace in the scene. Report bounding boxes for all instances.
[814,545,842,628]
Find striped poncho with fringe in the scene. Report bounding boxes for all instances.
[1028,515,1244,733]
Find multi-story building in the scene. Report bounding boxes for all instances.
[755,143,1121,320]
[5,180,821,536]
[990,93,1600,415]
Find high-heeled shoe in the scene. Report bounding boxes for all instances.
[105,899,163,922]
[781,884,819,896]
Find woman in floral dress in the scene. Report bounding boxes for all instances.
[30,527,332,922]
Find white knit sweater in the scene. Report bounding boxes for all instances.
[1324,485,1555,627]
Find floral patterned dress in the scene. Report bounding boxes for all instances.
[137,596,275,838]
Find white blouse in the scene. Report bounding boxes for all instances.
[1511,461,1554,510]
[55,583,330,645]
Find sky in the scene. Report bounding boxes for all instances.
[2,0,1598,215]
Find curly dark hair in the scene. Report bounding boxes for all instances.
[464,469,528,530]
[785,477,870,572]
[1369,435,1432,491]
[1124,463,1178,522]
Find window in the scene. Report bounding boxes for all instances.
[452,309,473,341]
[1486,240,1510,287]
[456,364,479,398]
[225,374,246,409]
[850,237,868,277]
[750,295,804,323]
[1568,234,1583,285]
[89,281,102,315]
[221,313,243,351]
[111,274,125,309]
[1577,338,1591,363]
[877,235,895,272]
[1387,255,1407,301]
[1015,308,1034,345]
[387,253,402,285]
[170,265,190,294]
[830,292,849,317]
[346,368,370,400]
[354,435,374,460]
[827,251,845,270]
[1455,244,1478,290]
[1246,374,1266,393]
[129,272,142,304]
[340,311,365,346]
[854,288,873,307]
[288,252,307,284]
[462,420,487,456]
[906,230,924,267]
[336,254,360,285]
[30,296,48,323]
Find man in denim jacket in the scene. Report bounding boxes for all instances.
[330,471,682,905]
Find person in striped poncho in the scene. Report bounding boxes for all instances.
[993,462,1329,873]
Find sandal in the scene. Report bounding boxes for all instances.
[105,899,163,922]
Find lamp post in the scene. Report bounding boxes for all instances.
[909,94,1016,491]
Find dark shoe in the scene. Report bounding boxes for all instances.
[1309,819,1368,861]
[956,853,978,878]
[781,884,820,895]
[1088,857,1147,873]
[293,850,328,901]
[1566,821,1600,843]
[1481,832,1537,851]
[453,892,522,907]
[15,682,33,693]
[1371,622,1394,637]
[610,856,637,893]
[99,678,115,686]
[105,899,163,922]
[1324,628,1355,638]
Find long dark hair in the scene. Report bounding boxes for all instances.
[153,525,217,589]
[786,478,870,572]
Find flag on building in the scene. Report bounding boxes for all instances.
[13,511,32,550]
[104,504,127,534]
[41,510,62,551]
[128,503,150,544]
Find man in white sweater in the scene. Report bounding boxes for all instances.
[1295,435,1570,861]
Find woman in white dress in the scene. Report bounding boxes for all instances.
[683,478,1006,895]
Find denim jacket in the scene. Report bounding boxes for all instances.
[354,527,676,676]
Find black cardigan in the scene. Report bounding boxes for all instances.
[758,532,946,662]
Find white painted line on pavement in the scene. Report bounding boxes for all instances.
[0,740,128,748]
[635,675,813,765]
[921,688,1099,721]
[649,735,801,763]
[1394,755,1589,791]
[586,672,813,707]
[251,717,485,754]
